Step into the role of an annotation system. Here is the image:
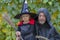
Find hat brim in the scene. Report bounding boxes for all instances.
[14,12,36,19]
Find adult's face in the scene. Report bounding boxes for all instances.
[38,12,46,24]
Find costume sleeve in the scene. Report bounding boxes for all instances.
[17,26,21,31]
[49,27,60,40]
[53,28,60,40]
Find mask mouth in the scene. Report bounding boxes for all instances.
[39,21,45,24]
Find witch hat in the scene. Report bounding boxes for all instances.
[14,0,36,19]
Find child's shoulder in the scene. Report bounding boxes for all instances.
[29,19,35,25]
[17,21,23,26]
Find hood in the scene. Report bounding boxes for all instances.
[37,8,51,23]
[35,8,53,28]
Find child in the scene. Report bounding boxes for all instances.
[15,0,36,40]
[16,13,36,40]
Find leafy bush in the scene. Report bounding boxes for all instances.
[0,0,60,40]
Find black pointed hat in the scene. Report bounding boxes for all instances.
[14,0,36,19]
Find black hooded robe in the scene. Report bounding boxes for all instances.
[35,8,60,40]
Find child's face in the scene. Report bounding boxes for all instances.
[21,14,30,22]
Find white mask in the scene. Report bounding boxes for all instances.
[39,20,45,24]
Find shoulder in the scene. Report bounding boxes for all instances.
[17,21,23,26]
[49,26,59,35]
[29,19,35,25]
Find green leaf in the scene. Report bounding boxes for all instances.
[43,0,48,3]
[48,1,52,5]
[58,13,60,19]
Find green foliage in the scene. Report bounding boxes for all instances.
[0,0,60,40]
